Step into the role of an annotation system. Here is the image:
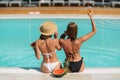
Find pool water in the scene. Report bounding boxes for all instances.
[0,18,120,68]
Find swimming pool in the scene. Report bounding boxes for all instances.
[0,15,120,68]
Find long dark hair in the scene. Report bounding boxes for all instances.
[67,22,78,41]
[39,34,52,40]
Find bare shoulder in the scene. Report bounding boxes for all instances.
[35,39,42,45]
[35,39,40,42]
[76,37,84,43]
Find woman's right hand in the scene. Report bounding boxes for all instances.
[63,31,67,36]
[87,7,93,17]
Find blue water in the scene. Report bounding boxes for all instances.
[0,18,120,68]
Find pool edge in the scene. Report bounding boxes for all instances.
[0,67,120,80]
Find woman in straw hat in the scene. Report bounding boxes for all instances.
[31,21,61,73]
[59,8,97,72]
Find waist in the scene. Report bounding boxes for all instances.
[42,61,60,64]
[69,57,83,62]
[67,56,83,62]
[43,58,59,63]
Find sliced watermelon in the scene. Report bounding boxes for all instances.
[52,69,66,78]
[31,42,35,47]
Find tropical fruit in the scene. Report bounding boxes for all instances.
[52,69,66,78]
[31,42,35,47]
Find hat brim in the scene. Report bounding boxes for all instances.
[40,29,57,35]
[40,21,57,35]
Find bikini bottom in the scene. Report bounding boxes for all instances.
[43,61,59,72]
[69,57,83,72]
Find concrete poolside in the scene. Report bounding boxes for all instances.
[0,67,120,80]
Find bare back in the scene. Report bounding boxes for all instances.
[35,38,61,63]
[60,38,83,62]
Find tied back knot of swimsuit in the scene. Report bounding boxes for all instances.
[43,51,55,62]
[46,53,52,59]
[45,52,53,59]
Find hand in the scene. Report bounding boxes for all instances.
[54,32,58,38]
[60,31,67,39]
[87,7,93,17]
[64,31,67,36]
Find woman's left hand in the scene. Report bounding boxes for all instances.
[54,32,58,38]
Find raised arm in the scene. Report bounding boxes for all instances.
[79,8,97,42]
[60,31,67,39]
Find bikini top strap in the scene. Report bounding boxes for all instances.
[71,40,79,61]
[45,40,50,63]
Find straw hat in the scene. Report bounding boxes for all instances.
[40,21,57,35]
